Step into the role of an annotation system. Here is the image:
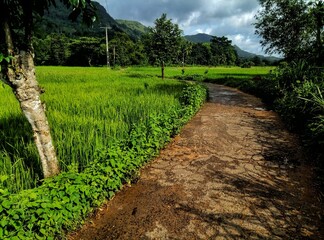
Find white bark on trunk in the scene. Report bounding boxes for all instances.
[1,4,59,178]
[7,51,60,178]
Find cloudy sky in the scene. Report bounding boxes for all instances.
[97,0,269,56]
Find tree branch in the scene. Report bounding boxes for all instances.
[1,10,15,87]
[22,0,34,52]
[2,21,14,56]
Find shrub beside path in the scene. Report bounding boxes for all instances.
[70,83,323,239]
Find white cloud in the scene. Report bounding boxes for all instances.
[194,27,213,35]
[229,34,254,49]
[179,11,201,28]
[227,11,256,28]
[97,0,271,55]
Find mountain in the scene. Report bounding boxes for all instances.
[233,45,281,62]
[233,45,255,59]
[185,33,281,62]
[116,19,149,39]
[35,1,141,39]
[184,33,213,43]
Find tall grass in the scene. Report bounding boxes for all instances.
[0,67,185,193]
[0,82,41,192]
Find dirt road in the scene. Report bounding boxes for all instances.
[69,83,323,239]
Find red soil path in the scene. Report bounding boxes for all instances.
[69,84,323,240]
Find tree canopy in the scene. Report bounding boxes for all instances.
[210,36,238,65]
[255,0,324,65]
[143,13,183,65]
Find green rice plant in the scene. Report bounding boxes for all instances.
[0,84,41,192]
[0,67,186,193]
[0,82,207,240]
[40,68,184,170]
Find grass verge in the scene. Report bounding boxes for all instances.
[0,82,207,239]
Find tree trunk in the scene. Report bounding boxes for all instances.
[182,52,185,68]
[2,20,60,178]
[161,61,165,80]
[7,51,60,178]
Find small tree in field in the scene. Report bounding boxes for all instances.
[0,0,96,178]
[143,13,182,79]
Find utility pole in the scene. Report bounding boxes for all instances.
[101,26,111,68]
[113,45,116,66]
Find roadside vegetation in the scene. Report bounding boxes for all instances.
[254,0,324,187]
[0,66,207,193]
[0,66,207,239]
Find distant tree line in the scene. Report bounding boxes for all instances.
[33,32,147,66]
[32,13,275,67]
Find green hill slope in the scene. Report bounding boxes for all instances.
[35,1,141,39]
[184,33,213,43]
[116,19,149,39]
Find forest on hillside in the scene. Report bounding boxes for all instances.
[30,1,276,67]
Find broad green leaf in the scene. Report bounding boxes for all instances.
[39,228,46,235]
[2,200,11,209]
[0,218,8,227]
[0,175,9,182]
[36,208,44,215]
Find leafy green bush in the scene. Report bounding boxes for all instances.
[275,60,323,90]
[174,74,205,81]
[295,82,324,153]
[0,83,207,239]
[252,75,281,105]
[275,81,319,130]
